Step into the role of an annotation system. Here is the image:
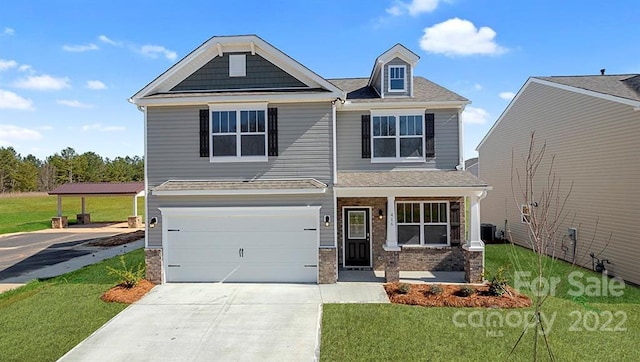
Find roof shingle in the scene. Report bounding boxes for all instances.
[336,170,487,188]
[328,77,468,103]
[535,74,640,102]
[48,182,144,195]
[153,179,327,192]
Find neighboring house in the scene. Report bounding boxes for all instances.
[465,157,478,177]
[477,74,640,285]
[130,35,489,285]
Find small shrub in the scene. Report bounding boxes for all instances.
[106,255,145,288]
[487,266,509,296]
[457,285,476,297]
[397,283,411,294]
[429,284,443,295]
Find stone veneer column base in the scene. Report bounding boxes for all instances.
[51,216,68,229]
[145,248,163,284]
[319,248,337,284]
[464,248,484,283]
[76,213,91,224]
[128,216,142,228]
[385,250,400,283]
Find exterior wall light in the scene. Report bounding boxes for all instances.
[378,209,384,220]
[324,215,331,227]
[149,217,158,228]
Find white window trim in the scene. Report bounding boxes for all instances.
[209,103,268,163]
[397,201,450,247]
[388,65,407,93]
[371,109,426,163]
[347,210,367,239]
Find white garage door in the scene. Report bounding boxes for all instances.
[161,207,319,283]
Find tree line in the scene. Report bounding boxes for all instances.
[0,146,144,193]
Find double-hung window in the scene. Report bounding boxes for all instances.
[397,201,449,246]
[372,110,424,162]
[210,103,267,162]
[388,65,406,92]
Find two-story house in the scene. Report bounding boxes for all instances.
[130,35,490,285]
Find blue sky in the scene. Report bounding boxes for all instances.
[1,0,638,161]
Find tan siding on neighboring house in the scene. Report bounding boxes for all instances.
[478,81,640,285]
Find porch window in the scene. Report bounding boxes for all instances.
[209,103,268,162]
[397,201,449,246]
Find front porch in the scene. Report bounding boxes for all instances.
[334,170,490,284]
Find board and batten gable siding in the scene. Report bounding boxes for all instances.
[478,81,640,285]
[336,110,460,171]
[146,102,335,248]
[383,57,412,97]
[171,52,306,91]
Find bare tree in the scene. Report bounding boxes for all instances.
[507,133,573,361]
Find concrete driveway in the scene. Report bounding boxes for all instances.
[60,283,325,362]
[60,282,388,361]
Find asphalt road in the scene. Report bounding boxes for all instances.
[0,228,134,281]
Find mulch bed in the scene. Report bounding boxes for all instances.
[87,230,145,247]
[101,279,155,304]
[384,283,531,308]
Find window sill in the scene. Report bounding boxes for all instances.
[210,156,268,163]
[400,244,451,249]
[371,158,425,164]
[387,89,406,93]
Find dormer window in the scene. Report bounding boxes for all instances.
[389,65,406,92]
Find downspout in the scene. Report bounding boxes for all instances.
[132,101,149,250]
[457,106,466,170]
[331,99,338,253]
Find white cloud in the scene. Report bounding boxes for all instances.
[0,89,34,110]
[474,83,483,91]
[38,125,53,131]
[62,43,99,52]
[86,80,107,90]
[0,125,42,144]
[0,59,18,71]
[81,123,125,132]
[98,34,119,46]
[140,45,177,61]
[386,0,440,16]
[499,91,516,100]
[18,64,32,72]
[13,75,71,91]
[57,99,93,108]
[3,27,14,36]
[462,106,490,125]
[419,18,506,56]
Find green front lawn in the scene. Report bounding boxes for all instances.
[0,194,145,234]
[0,249,144,362]
[321,244,640,361]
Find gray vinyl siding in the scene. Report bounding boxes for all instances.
[146,102,334,248]
[478,81,640,285]
[383,57,411,97]
[336,110,460,171]
[171,52,306,91]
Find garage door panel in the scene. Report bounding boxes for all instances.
[163,207,319,283]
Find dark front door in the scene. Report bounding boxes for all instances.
[344,208,371,267]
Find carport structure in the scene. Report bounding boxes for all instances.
[48,182,145,228]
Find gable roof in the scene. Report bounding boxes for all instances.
[130,35,343,105]
[476,74,640,150]
[367,44,420,87]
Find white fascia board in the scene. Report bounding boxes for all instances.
[339,100,468,111]
[377,44,420,65]
[334,186,491,198]
[153,188,327,196]
[159,205,321,218]
[135,92,341,107]
[477,77,640,151]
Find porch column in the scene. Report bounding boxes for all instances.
[57,195,62,217]
[132,195,138,216]
[383,196,400,251]
[465,194,485,251]
[81,197,86,215]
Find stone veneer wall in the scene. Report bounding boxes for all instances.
[337,196,466,272]
[145,248,163,284]
[318,248,337,284]
[464,249,484,283]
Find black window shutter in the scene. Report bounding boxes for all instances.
[268,108,278,156]
[199,109,209,157]
[450,201,461,246]
[361,114,371,158]
[425,112,435,158]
